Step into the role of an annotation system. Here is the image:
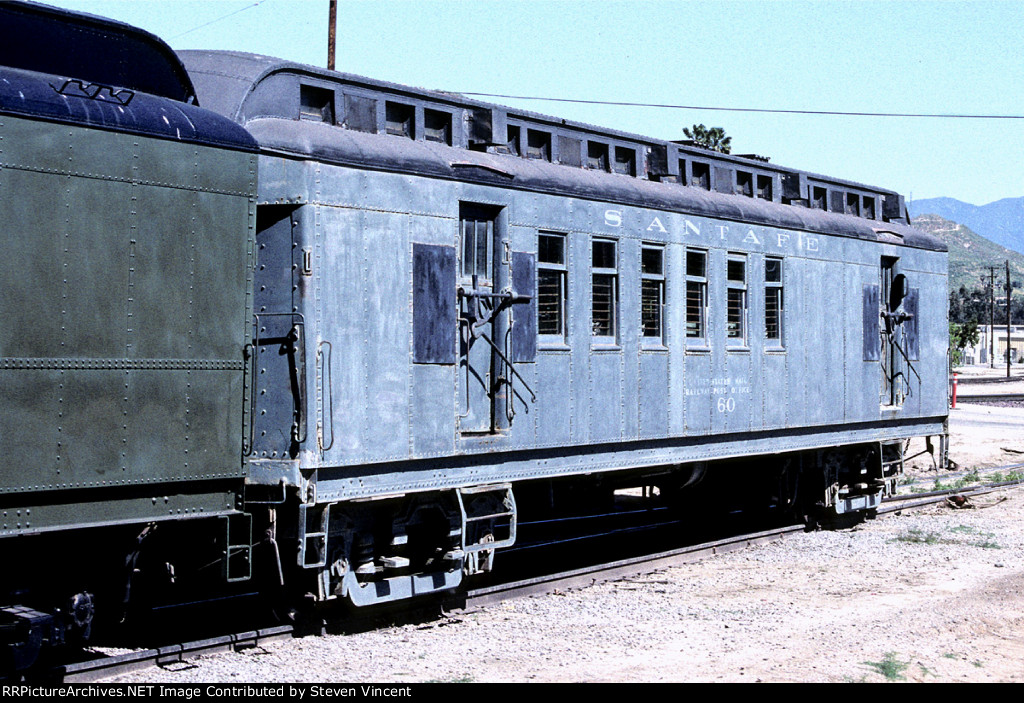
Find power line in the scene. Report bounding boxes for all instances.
[457,92,1024,120]
[170,0,270,40]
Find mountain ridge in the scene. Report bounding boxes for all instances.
[911,213,1024,296]
[909,196,1024,255]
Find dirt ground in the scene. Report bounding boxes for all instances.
[110,384,1024,684]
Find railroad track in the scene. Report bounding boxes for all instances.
[39,477,1022,683]
[954,393,1024,403]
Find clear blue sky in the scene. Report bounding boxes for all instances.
[37,0,1024,207]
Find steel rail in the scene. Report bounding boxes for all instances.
[954,393,1024,403]
[50,626,295,683]
[469,480,1024,608]
[464,523,803,608]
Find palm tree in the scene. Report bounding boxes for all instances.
[683,124,732,154]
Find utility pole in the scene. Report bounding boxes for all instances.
[989,266,997,368]
[328,0,337,71]
[1007,259,1012,378]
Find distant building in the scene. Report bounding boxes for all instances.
[967,325,1024,365]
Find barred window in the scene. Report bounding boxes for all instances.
[538,232,567,340]
[765,257,784,344]
[727,253,747,346]
[592,238,618,341]
[685,249,707,342]
[641,244,665,343]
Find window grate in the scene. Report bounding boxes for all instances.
[765,257,784,343]
[592,239,618,341]
[537,232,567,339]
[641,244,664,341]
[685,249,707,341]
[727,253,748,345]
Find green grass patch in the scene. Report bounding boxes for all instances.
[426,675,475,683]
[895,528,942,545]
[862,652,910,681]
[893,525,1000,549]
[973,539,1002,549]
[949,524,979,534]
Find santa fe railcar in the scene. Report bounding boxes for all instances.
[178,47,948,607]
[0,0,948,671]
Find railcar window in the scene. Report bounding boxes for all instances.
[691,162,711,190]
[587,142,609,171]
[736,171,753,197]
[846,193,860,216]
[812,186,828,210]
[460,208,493,282]
[863,195,876,219]
[424,109,452,145]
[300,85,334,123]
[613,147,636,176]
[537,232,568,341]
[526,129,551,161]
[765,257,784,345]
[685,249,708,343]
[641,244,665,343]
[592,238,618,342]
[506,125,521,155]
[757,175,773,201]
[726,254,748,346]
[385,101,415,138]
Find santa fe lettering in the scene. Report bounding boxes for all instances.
[603,208,820,253]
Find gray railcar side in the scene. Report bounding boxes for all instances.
[181,50,948,607]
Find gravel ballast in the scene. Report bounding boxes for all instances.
[107,484,1024,683]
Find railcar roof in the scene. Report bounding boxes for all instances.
[179,50,945,253]
[0,1,196,104]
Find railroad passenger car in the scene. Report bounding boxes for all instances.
[180,50,949,608]
[0,2,257,669]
